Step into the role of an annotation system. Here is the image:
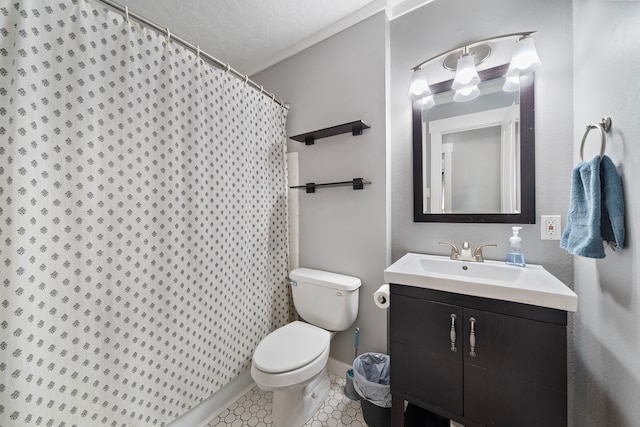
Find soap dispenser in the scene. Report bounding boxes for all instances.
[506,226,526,267]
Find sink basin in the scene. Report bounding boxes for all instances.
[384,253,577,312]
[417,256,524,283]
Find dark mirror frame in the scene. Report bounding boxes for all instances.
[413,64,536,223]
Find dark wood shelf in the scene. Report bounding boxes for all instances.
[290,120,370,145]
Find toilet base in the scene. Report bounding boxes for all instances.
[271,368,330,427]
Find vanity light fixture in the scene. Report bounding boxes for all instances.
[502,75,521,92]
[453,85,481,102]
[451,49,481,101]
[421,94,436,109]
[409,31,541,107]
[506,35,542,76]
[408,68,435,108]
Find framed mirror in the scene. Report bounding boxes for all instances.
[413,64,535,223]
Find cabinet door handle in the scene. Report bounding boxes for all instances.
[450,314,457,352]
[469,317,477,357]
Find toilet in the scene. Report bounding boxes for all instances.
[251,267,361,427]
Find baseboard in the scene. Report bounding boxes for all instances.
[196,376,257,427]
[327,357,352,377]
[166,370,256,427]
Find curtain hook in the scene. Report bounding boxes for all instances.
[243,75,249,86]
[124,6,129,23]
[259,85,264,95]
[166,28,171,43]
[225,63,231,74]
[196,45,200,59]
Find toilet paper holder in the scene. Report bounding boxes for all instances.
[373,284,390,309]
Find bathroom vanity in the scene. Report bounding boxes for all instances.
[384,253,577,427]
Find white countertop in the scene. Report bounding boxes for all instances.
[384,253,577,312]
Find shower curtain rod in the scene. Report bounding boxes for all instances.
[95,0,289,109]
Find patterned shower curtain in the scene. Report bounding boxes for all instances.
[0,1,290,425]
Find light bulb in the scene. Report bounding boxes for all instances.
[507,36,542,77]
[453,85,480,102]
[408,69,431,98]
[452,54,480,91]
[502,75,520,92]
[422,95,435,109]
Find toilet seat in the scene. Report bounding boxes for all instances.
[253,321,330,373]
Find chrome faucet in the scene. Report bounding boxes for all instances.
[439,242,497,262]
[460,242,473,261]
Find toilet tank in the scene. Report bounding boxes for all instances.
[289,268,361,332]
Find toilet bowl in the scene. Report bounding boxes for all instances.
[251,321,331,426]
[250,268,361,427]
[251,321,331,389]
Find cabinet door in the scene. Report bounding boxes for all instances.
[390,294,463,415]
[463,308,567,427]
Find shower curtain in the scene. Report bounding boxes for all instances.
[0,1,290,425]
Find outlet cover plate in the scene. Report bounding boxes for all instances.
[541,215,562,240]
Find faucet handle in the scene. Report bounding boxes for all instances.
[473,244,497,262]
[439,241,460,260]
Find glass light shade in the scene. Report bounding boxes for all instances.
[507,36,542,77]
[451,54,480,91]
[408,69,431,98]
[502,75,520,92]
[453,85,480,102]
[422,94,435,109]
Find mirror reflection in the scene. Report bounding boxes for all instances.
[423,77,520,214]
[413,65,536,223]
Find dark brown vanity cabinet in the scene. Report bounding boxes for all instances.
[390,284,568,427]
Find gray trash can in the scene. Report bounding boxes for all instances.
[352,352,391,427]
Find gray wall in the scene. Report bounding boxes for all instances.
[572,2,640,425]
[253,3,640,425]
[252,12,389,362]
[390,0,574,282]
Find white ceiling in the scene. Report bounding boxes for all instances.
[105,0,432,76]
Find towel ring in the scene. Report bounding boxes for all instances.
[580,117,612,162]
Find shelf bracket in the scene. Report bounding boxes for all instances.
[305,183,316,193]
[352,123,364,136]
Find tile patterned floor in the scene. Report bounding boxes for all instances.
[206,372,367,427]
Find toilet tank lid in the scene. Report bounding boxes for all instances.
[290,268,361,291]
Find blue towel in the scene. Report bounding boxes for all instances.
[600,156,625,251]
[560,155,625,258]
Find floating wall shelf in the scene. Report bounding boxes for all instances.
[290,120,370,145]
[290,178,371,193]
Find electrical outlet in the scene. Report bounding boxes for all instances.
[541,215,562,240]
